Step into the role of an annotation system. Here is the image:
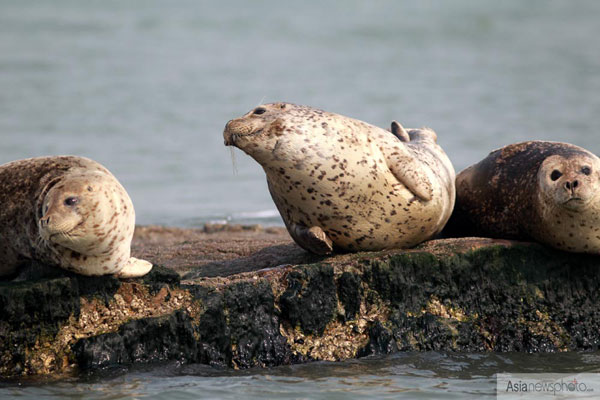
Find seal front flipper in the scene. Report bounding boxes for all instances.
[384,150,433,202]
[390,121,410,142]
[115,257,153,278]
[289,223,333,255]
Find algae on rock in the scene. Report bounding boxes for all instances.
[2,237,600,378]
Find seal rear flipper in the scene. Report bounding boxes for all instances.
[390,121,410,142]
[289,224,333,255]
[385,153,433,202]
[115,257,153,278]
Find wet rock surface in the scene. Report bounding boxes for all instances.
[2,225,600,378]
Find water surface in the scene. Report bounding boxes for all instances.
[3,352,600,399]
[1,0,599,226]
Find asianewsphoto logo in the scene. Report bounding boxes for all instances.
[497,373,599,398]
[506,378,590,394]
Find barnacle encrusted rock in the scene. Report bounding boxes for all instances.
[2,226,600,378]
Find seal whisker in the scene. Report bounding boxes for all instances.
[229,147,238,176]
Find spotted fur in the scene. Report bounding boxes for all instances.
[224,103,456,253]
[447,141,600,254]
[0,156,152,277]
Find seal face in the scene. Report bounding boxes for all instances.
[0,156,152,278]
[224,102,456,254]
[446,141,600,254]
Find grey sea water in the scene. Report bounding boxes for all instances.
[2,0,600,227]
[1,0,600,398]
[2,352,600,399]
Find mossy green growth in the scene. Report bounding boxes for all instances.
[4,239,600,378]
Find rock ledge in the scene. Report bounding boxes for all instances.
[2,226,600,378]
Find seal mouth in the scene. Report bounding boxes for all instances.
[565,197,584,204]
[223,128,264,146]
[48,231,76,241]
[42,219,86,243]
[562,197,589,210]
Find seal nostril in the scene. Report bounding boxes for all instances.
[565,182,571,190]
[573,180,579,188]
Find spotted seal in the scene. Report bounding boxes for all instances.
[0,156,152,277]
[446,141,600,254]
[223,102,455,254]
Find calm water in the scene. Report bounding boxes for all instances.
[2,0,600,397]
[2,352,600,400]
[2,0,600,227]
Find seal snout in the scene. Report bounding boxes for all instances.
[39,215,50,227]
[564,179,579,194]
[223,119,258,147]
[223,119,235,146]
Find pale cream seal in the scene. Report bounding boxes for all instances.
[224,102,455,254]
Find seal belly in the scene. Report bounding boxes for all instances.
[266,154,442,251]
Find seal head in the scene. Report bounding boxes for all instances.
[39,173,109,253]
[224,103,290,163]
[538,154,599,212]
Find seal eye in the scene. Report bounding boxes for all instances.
[550,170,562,181]
[253,107,266,115]
[582,166,591,176]
[64,197,79,206]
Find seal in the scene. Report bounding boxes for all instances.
[223,102,456,254]
[446,141,600,254]
[0,156,153,278]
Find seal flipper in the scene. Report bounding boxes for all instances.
[390,121,410,142]
[290,224,333,255]
[384,152,433,202]
[115,257,153,278]
[266,179,333,254]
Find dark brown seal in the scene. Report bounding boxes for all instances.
[445,141,600,254]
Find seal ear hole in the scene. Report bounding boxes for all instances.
[87,186,93,192]
[253,107,267,115]
[280,104,286,109]
[582,166,591,176]
[64,197,79,206]
[550,170,562,181]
